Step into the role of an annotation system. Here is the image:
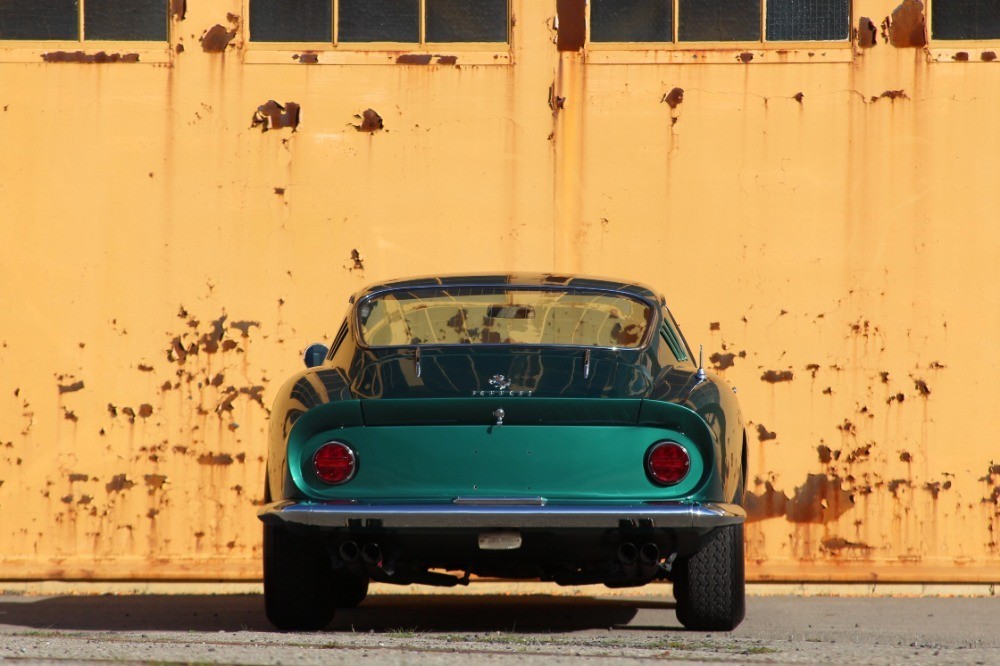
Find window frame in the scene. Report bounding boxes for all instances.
[244,0,513,65]
[585,0,854,65]
[0,0,172,63]
[925,0,1000,62]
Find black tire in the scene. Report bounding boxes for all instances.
[263,523,336,631]
[331,567,369,608]
[673,523,746,631]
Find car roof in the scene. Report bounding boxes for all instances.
[349,273,664,305]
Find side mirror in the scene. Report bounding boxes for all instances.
[303,343,329,368]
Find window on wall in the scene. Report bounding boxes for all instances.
[0,0,168,41]
[590,0,850,43]
[249,0,509,43]
[932,0,1000,40]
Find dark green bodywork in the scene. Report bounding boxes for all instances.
[265,273,746,508]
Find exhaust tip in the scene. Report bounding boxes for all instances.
[639,542,660,566]
[339,541,359,562]
[617,542,638,565]
[361,542,383,567]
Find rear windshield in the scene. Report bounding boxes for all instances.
[357,287,655,349]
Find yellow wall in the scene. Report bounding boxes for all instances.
[0,0,998,581]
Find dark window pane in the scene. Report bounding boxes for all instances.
[766,0,849,41]
[679,0,760,41]
[249,0,331,42]
[933,0,1000,40]
[0,0,78,40]
[591,0,672,42]
[426,0,507,42]
[85,0,167,40]
[339,0,418,42]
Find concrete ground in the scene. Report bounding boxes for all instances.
[0,584,998,665]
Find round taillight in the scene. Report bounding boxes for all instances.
[646,441,690,486]
[313,442,356,485]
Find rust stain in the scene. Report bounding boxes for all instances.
[857,17,877,48]
[871,90,908,103]
[107,403,118,418]
[710,353,736,370]
[983,51,998,62]
[755,424,777,442]
[353,109,384,132]
[137,364,154,372]
[396,54,433,65]
[886,0,926,48]
[252,101,301,132]
[57,380,84,394]
[436,55,458,65]
[274,187,285,195]
[68,474,89,483]
[41,52,140,63]
[746,474,853,524]
[197,453,234,466]
[709,322,720,331]
[761,370,793,383]
[147,509,159,519]
[953,52,969,62]
[661,87,684,109]
[556,0,585,52]
[175,44,185,54]
[887,392,905,404]
[793,92,804,104]
[170,0,186,21]
[923,480,952,499]
[62,408,78,422]
[549,85,566,113]
[879,371,890,383]
[888,479,911,497]
[805,363,820,377]
[350,249,365,270]
[914,378,931,397]
[900,451,913,463]
[138,404,153,419]
[201,25,236,53]
[738,52,754,63]
[122,407,136,423]
[818,445,833,464]
[230,320,260,337]
[105,474,135,493]
[78,495,92,505]
[822,537,873,552]
[297,52,319,64]
[144,474,167,491]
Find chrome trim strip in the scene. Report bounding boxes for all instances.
[453,496,547,506]
[258,501,745,529]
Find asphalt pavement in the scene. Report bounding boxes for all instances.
[0,586,997,665]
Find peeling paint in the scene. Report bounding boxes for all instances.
[252,101,301,132]
[170,0,186,20]
[138,404,153,419]
[105,475,135,493]
[857,17,877,48]
[353,109,383,132]
[761,370,793,383]
[914,378,931,397]
[738,52,754,63]
[201,25,236,53]
[197,453,234,466]
[556,0,585,52]
[755,424,776,442]
[983,51,998,62]
[396,54,433,65]
[887,0,926,48]
[822,537,873,552]
[710,353,736,371]
[297,52,318,64]
[953,52,969,62]
[57,381,84,394]
[144,474,167,491]
[41,52,140,63]
[349,249,365,271]
[871,90,908,103]
[662,88,684,109]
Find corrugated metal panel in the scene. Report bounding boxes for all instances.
[0,0,997,581]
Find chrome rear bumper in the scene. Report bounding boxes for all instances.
[257,500,745,529]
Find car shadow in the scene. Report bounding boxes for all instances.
[0,594,678,634]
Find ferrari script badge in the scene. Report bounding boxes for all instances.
[488,374,511,390]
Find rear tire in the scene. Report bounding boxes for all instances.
[263,523,336,630]
[673,523,746,631]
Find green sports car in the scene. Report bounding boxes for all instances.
[258,273,747,631]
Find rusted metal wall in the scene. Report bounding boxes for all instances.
[0,0,998,582]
